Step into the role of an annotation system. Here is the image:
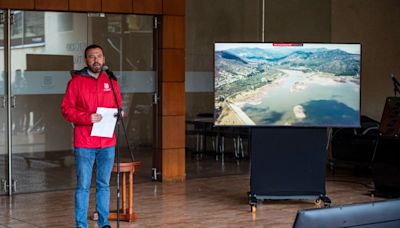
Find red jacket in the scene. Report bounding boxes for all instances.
[61,68,123,148]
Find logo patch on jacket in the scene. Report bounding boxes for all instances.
[104,83,111,91]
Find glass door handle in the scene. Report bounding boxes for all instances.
[1,179,7,193]
[11,96,15,108]
[0,96,5,108]
[0,96,16,108]
[152,93,159,105]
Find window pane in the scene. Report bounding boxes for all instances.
[24,11,45,45]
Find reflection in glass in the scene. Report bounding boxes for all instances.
[6,11,155,193]
[0,10,6,196]
[4,11,45,47]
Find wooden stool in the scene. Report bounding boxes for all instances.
[109,160,141,222]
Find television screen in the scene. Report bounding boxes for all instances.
[214,42,361,127]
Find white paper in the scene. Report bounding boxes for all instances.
[90,107,118,138]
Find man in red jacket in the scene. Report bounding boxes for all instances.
[61,44,122,228]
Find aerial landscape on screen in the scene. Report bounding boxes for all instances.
[214,43,361,127]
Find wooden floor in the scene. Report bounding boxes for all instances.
[0,164,386,228]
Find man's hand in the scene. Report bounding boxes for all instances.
[91,113,102,123]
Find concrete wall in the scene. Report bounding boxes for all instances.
[332,0,400,121]
[265,0,331,42]
[185,0,263,118]
[185,0,331,118]
[185,0,400,121]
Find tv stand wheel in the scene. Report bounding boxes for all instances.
[323,201,331,207]
[315,199,323,207]
[315,200,330,208]
[248,192,258,212]
[250,204,257,213]
[316,195,331,208]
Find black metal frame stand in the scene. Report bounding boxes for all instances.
[107,69,135,228]
[248,127,331,212]
[390,74,400,96]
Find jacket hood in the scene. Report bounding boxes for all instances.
[70,67,91,78]
[70,67,118,81]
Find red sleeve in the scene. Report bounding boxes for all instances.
[61,78,92,125]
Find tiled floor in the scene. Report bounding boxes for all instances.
[0,147,391,227]
[0,169,386,228]
[2,145,250,193]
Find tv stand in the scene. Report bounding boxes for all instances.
[248,127,330,212]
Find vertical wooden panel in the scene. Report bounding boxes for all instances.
[35,0,68,10]
[133,0,162,14]
[162,49,185,82]
[69,0,101,12]
[0,0,34,9]
[162,16,185,49]
[162,82,185,115]
[102,0,133,13]
[156,1,186,182]
[162,148,185,181]
[162,116,185,148]
[163,0,185,15]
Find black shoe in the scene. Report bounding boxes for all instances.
[101,225,111,228]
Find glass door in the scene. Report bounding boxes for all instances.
[10,11,80,193]
[87,13,156,184]
[0,9,8,195]
[6,11,155,193]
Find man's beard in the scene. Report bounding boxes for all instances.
[88,63,102,73]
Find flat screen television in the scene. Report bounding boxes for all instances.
[214,42,361,127]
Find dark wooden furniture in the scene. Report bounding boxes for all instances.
[109,161,141,222]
